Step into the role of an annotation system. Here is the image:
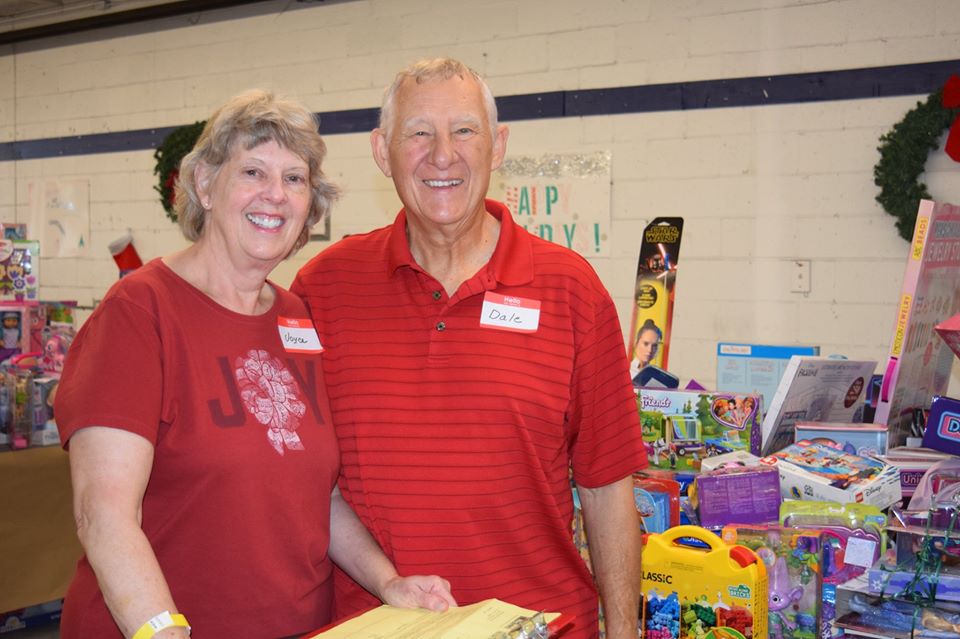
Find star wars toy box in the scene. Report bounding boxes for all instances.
[628,217,683,373]
[759,440,902,509]
[638,388,762,472]
[641,525,768,639]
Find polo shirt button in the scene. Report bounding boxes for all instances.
[436,321,446,331]
[432,291,442,300]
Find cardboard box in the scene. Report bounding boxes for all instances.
[879,446,954,501]
[761,356,876,456]
[793,422,889,457]
[639,388,761,473]
[716,342,820,416]
[760,441,902,509]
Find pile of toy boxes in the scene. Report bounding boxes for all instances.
[0,225,77,451]
[632,376,960,639]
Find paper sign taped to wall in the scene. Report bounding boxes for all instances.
[27,179,90,258]
[490,151,612,257]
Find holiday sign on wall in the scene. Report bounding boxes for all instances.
[490,151,612,257]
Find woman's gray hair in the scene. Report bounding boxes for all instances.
[174,89,339,254]
[379,58,498,140]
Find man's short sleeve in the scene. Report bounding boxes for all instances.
[568,288,648,487]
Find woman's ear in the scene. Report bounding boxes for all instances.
[194,162,214,209]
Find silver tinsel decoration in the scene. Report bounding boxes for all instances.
[496,151,611,179]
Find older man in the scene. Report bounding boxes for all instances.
[293,58,646,639]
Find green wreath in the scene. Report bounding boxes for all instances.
[874,89,958,241]
[153,121,206,223]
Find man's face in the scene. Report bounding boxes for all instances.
[371,75,508,232]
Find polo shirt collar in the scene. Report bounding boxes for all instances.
[385,199,534,287]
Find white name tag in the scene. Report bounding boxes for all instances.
[479,292,541,333]
[277,317,324,353]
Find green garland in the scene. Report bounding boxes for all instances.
[874,89,959,241]
[153,121,206,223]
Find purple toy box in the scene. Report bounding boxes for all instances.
[921,395,960,456]
[696,465,781,529]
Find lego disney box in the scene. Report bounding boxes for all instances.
[638,388,762,472]
[759,440,902,509]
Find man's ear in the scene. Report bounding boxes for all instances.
[490,124,510,171]
[370,128,392,178]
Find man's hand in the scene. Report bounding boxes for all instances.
[381,575,458,612]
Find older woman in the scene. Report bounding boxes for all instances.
[55,90,455,639]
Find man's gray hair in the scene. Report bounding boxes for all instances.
[378,57,498,139]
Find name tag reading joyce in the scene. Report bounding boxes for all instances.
[479,292,541,333]
[277,317,324,353]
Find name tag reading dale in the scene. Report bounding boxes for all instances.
[278,317,324,353]
[479,292,541,333]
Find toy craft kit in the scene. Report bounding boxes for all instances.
[760,441,901,509]
[639,388,762,472]
[875,200,960,447]
[641,525,768,639]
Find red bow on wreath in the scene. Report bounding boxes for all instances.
[945,74,960,162]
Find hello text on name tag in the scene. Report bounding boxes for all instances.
[479,292,541,333]
[277,317,324,353]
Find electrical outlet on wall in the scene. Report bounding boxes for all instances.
[791,259,811,293]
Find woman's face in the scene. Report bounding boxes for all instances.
[633,328,660,366]
[198,139,311,270]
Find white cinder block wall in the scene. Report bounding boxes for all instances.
[1,0,959,391]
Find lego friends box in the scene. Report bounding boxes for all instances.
[639,388,762,472]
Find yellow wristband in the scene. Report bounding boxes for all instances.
[131,611,190,639]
